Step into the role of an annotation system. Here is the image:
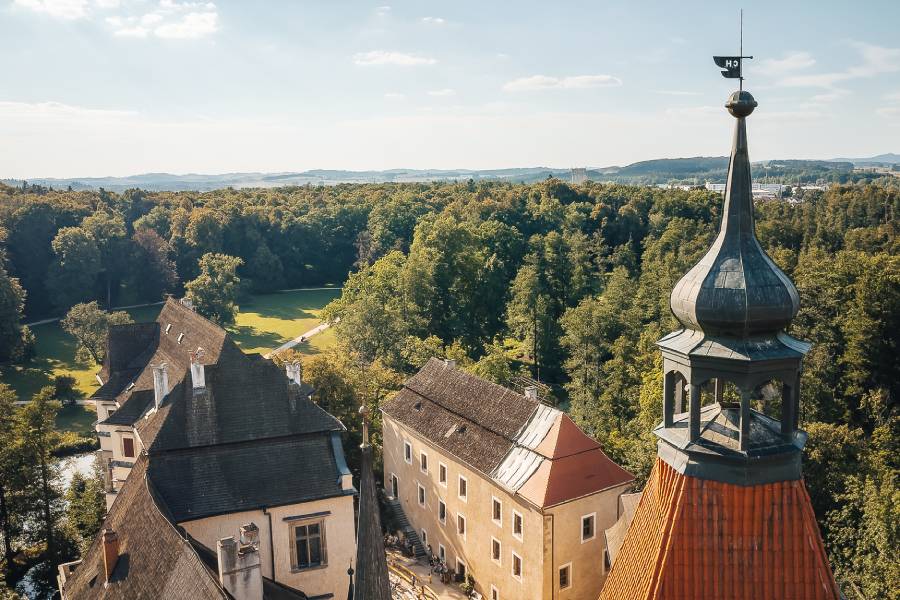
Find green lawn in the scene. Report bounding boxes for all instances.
[0,288,342,429]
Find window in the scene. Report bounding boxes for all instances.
[417,483,426,507]
[603,549,611,573]
[458,475,467,501]
[492,497,502,525]
[581,512,596,543]
[291,521,327,571]
[122,437,135,458]
[456,558,467,580]
[438,500,447,524]
[491,585,499,600]
[404,441,412,464]
[390,474,399,498]
[421,529,428,547]
[106,408,116,419]
[438,543,446,562]
[457,513,466,539]
[512,510,523,541]
[511,551,522,581]
[438,462,447,486]
[420,451,428,473]
[491,537,501,564]
[559,563,572,589]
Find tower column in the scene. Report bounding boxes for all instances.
[689,384,701,442]
[714,378,724,404]
[739,389,752,451]
[663,371,675,427]
[780,381,794,440]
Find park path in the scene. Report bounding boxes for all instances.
[262,319,336,359]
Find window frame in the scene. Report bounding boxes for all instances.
[559,562,572,590]
[438,543,446,563]
[121,436,135,459]
[511,550,523,581]
[390,473,399,498]
[438,499,447,525]
[491,496,503,526]
[289,519,328,572]
[512,509,523,541]
[491,536,502,565]
[404,441,412,464]
[490,585,500,600]
[456,512,466,540]
[421,528,428,547]
[581,512,597,543]
[456,557,467,581]
[420,450,429,474]
[458,475,468,502]
[417,482,426,507]
[438,462,448,487]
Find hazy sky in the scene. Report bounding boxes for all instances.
[2,0,899,177]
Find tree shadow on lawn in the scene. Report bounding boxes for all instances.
[228,325,288,351]
[240,290,341,321]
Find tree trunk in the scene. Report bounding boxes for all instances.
[0,481,14,565]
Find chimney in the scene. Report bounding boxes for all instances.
[180,297,194,311]
[443,358,456,369]
[525,385,538,401]
[285,361,302,386]
[217,523,263,600]
[190,348,206,390]
[152,363,169,410]
[102,529,119,584]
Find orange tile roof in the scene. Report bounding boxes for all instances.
[533,413,601,458]
[600,458,840,600]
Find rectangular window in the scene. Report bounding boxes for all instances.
[438,462,447,486]
[421,529,428,547]
[457,558,467,580]
[420,451,428,473]
[390,473,399,498]
[404,441,412,464]
[438,500,447,524]
[292,520,327,571]
[458,475,467,501]
[512,551,522,580]
[491,585,499,600]
[581,512,596,543]
[491,537,501,564]
[512,510,523,541]
[417,483,426,507]
[559,563,572,589]
[122,437,135,458]
[457,513,466,539]
[492,497,502,525]
[438,543,446,562]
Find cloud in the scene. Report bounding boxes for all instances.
[375,5,390,16]
[154,10,218,38]
[428,89,455,97]
[654,90,702,96]
[767,42,900,91]
[0,100,136,121]
[503,74,621,92]
[421,16,445,25]
[13,0,90,19]
[106,1,219,39]
[353,50,436,66]
[383,92,405,100]
[876,106,900,119]
[757,51,816,76]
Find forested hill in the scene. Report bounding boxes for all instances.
[5,154,892,191]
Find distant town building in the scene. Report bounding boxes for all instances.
[600,91,840,599]
[705,181,785,197]
[570,168,588,184]
[59,298,359,599]
[382,359,634,600]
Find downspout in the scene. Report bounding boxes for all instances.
[263,507,276,584]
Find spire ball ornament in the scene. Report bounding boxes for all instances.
[726,90,757,118]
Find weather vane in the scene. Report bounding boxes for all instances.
[713,9,753,90]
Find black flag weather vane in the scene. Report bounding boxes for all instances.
[713,9,753,90]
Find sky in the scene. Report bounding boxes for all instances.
[1,0,899,178]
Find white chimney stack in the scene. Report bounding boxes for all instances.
[285,361,302,386]
[217,524,263,600]
[152,363,169,410]
[444,358,456,369]
[180,297,194,311]
[525,385,538,401]
[190,348,206,390]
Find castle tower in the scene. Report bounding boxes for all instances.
[599,91,841,599]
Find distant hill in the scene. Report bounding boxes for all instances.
[5,154,893,192]
[828,153,900,166]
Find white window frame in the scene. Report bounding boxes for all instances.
[490,536,502,565]
[389,473,399,498]
[458,474,468,502]
[438,499,447,525]
[420,450,428,474]
[490,584,500,600]
[438,543,446,562]
[581,512,597,543]
[457,512,466,540]
[438,462,448,487]
[456,557,467,580]
[421,528,428,547]
[511,550,523,581]
[512,509,523,541]
[404,441,412,464]
[491,496,503,527]
[559,562,572,590]
[417,482,426,507]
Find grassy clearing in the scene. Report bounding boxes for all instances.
[0,288,342,429]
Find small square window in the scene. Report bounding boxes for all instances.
[417,483,426,507]
[512,510,523,540]
[438,500,447,524]
[458,475,467,501]
[420,451,428,473]
[581,513,596,543]
[404,442,412,464]
[438,463,447,486]
[559,563,572,589]
[457,513,466,538]
[491,537,501,564]
[512,551,522,580]
[492,497,502,525]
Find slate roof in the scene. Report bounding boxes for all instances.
[352,444,392,600]
[62,456,229,600]
[599,459,841,600]
[148,434,348,522]
[383,359,633,509]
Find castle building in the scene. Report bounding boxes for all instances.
[599,91,841,599]
[59,298,358,599]
[382,358,634,600]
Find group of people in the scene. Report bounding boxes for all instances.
[426,546,454,585]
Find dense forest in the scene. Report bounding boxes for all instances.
[0,178,897,598]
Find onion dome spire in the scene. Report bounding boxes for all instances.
[669,91,799,338]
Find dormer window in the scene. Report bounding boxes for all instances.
[165,323,172,334]
[177,333,185,344]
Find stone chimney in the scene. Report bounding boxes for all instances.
[180,297,194,311]
[152,363,169,410]
[102,529,119,584]
[525,385,538,401]
[190,348,206,390]
[285,361,302,386]
[443,358,456,369]
[217,523,263,600]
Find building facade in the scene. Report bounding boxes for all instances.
[382,359,634,600]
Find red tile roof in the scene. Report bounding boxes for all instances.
[600,458,840,600]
